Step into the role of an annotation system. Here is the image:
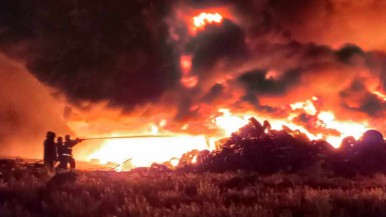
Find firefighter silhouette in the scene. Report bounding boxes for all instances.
[56,136,65,171]
[43,131,57,172]
[57,135,83,170]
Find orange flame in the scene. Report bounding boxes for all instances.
[84,96,372,170]
[88,135,209,169]
[211,98,370,148]
[214,109,249,135]
[180,55,198,88]
[189,12,224,34]
[193,12,223,29]
[373,91,386,101]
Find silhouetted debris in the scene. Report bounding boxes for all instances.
[0,159,48,182]
[178,118,386,177]
[0,159,16,170]
[111,158,133,171]
[106,161,119,168]
[178,150,199,167]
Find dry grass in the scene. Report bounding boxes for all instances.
[2,168,386,217]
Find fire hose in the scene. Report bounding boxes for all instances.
[81,135,180,141]
[79,134,200,170]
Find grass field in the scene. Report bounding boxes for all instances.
[2,165,386,217]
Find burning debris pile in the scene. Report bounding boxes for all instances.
[178,118,386,176]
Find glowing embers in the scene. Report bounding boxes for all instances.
[88,135,208,169]
[180,55,198,88]
[193,12,223,29]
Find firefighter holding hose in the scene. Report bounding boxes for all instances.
[57,135,83,171]
[43,131,57,172]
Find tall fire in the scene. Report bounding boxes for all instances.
[82,98,371,170]
[4,1,386,216]
[81,12,231,169]
[73,10,384,171]
[2,3,385,171]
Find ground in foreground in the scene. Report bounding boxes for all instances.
[2,167,386,217]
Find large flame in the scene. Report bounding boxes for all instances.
[211,97,370,148]
[88,135,208,168]
[78,11,376,171]
[82,96,371,170]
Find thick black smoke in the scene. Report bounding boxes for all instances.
[238,69,302,96]
[189,19,248,76]
[0,0,180,109]
[340,79,386,117]
[202,84,224,103]
[0,0,385,132]
[167,0,386,126]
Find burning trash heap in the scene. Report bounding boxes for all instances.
[177,117,386,177]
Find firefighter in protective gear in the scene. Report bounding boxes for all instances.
[56,136,66,171]
[44,131,57,172]
[58,135,83,170]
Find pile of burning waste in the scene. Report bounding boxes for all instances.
[177,117,386,176]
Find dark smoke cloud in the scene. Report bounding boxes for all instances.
[0,0,181,109]
[189,19,248,76]
[238,69,302,96]
[169,0,386,126]
[0,0,385,139]
[336,44,365,64]
[202,84,224,103]
[340,79,386,117]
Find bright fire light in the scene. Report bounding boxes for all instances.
[88,136,208,168]
[193,12,223,29]
[373,91,386,101]
[290,100,317,116]
[212,98,369,148]
[215,109,250,136]
[318,111,368,147]
[85,96,371,170]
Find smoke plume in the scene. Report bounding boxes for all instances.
[0,0,385,159]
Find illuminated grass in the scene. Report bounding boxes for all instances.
[2,169,386,217]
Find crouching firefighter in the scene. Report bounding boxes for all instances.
[57,135,83,171]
